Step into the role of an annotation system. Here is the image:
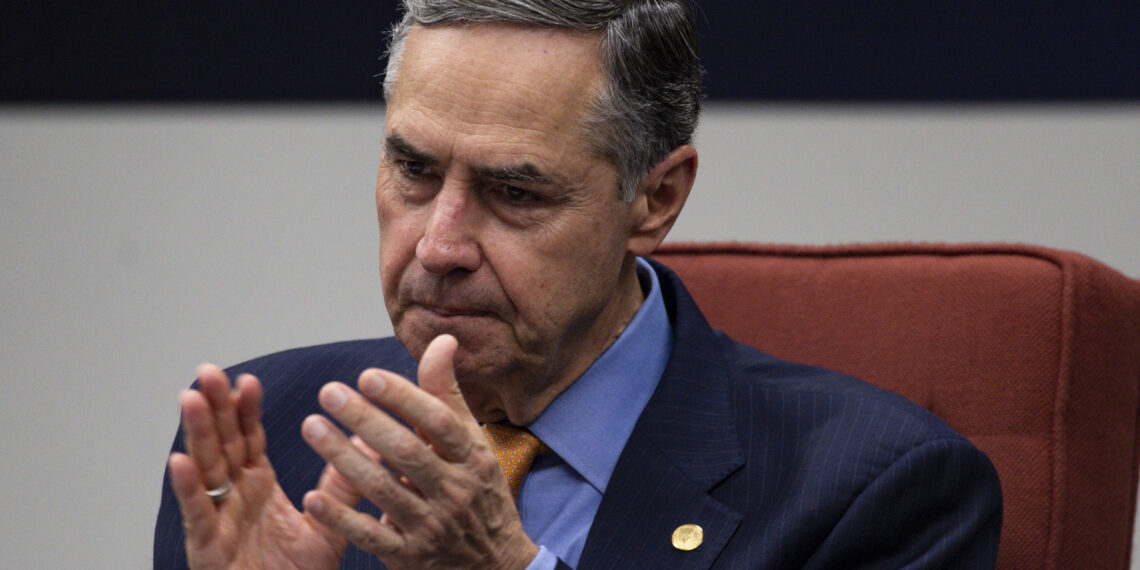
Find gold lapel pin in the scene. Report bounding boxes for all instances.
[671,523,704,551]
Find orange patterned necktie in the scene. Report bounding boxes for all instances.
[481,423,551,500]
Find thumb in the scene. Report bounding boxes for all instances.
[416,334,471,418]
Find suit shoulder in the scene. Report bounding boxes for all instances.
[221,338,415,397]
[225,337,410,370]
[720,335,967,444]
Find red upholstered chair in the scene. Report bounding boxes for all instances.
[651,242,1140,570]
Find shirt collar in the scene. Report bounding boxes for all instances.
[527,257,673,493]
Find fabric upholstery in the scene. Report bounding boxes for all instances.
[651,242,1140,570]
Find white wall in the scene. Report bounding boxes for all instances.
[2,104,1138,568]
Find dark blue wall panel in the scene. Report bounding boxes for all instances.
[3,1,1137,102]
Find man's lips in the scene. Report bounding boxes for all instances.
[415,303,494,318]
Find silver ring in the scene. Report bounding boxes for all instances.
[205,478,232,503]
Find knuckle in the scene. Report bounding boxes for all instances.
[421,405,455,435]
[223,439,245,458]
[472,453,502,481]
[206,463,229,484]
[359,470,396,501]
[357,529,395,556]
[388,434,426,464]
[418,516,449,543]
[441,480,475,509]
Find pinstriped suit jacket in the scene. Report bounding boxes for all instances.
[154,261,1002,568]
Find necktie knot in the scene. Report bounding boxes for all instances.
[481,423,550,500]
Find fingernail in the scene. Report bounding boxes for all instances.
[307,493,325,512]
[322,385,347,410]
[360,372,386,397]
[304,417,328,440]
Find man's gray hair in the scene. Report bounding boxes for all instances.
[383,0,702,201]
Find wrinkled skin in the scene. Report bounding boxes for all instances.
[169,21,697,569]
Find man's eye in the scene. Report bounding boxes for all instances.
[499,185,537,203]
[398,160,426,177]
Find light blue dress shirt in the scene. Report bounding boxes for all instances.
[522,257,673,569]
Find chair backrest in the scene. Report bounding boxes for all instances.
[652,242,1140,569]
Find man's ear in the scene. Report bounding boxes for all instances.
[627,145,698,257]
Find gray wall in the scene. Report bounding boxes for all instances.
[2,104,1138,568]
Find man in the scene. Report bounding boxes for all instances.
[155,1,1002,568]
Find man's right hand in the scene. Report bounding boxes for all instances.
[167,364,359,569]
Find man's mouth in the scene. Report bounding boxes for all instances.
[417,303,492,318]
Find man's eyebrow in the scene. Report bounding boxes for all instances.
[474,163,553,185]
[384,134,437,167]
[386,134,561,186]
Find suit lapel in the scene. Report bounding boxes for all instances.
[577,262,745,569]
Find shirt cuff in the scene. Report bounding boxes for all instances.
[526,545,560,570]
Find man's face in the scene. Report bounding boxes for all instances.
[377,24,643,422]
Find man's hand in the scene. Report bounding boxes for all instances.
[300,334,539,570]
[168,365,361,570]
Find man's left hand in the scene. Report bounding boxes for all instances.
[300,334,539,570]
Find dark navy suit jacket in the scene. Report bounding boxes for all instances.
[155,261,1002,568]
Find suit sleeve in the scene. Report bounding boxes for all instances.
[154,428,192,569]
[804,437,1002,569]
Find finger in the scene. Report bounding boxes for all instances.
[358,367,474,464]
[303,490,403,558]
[416,335,473,418]
[314,461,362,510]
[305,458,367,547]
[179,389,229,490]
[346,433,417,491]
[168,452,219,546]
[302,413,430,528]
[411,335,483,459]
[197,364,247,473]
[351,434,382,462]
[235,374,266,460]
[348,435,422,496]
[312,436,377,508]
[322,378,453,477]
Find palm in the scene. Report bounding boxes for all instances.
[190,459,346,570]
[169,367,360,570]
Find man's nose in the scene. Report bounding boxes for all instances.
[415,185,482,275]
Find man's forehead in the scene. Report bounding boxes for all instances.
[390,23,604,106]
[383,23,609,174]
[405,22,602,60]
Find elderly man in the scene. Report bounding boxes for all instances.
[155,1,1001,568]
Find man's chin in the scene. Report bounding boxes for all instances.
[395,316,512,378]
